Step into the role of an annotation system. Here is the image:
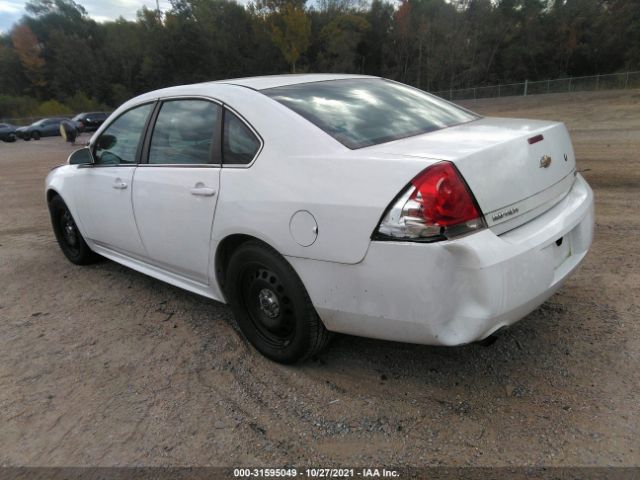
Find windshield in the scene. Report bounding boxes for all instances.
[262,78,479,149]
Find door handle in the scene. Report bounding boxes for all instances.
[190,186,216,197]
[113,180,128,190]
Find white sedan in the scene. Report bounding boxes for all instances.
[45,74,594,363]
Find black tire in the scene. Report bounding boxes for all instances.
[32,131,41,140]
[24,135,31,141]
[225,241,331,363]
[49,195,100,265]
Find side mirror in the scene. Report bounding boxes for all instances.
[68,147,94,165]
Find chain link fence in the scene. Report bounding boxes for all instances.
[432,71,640,101]
[3,71,639,125]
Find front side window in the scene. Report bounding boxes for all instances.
[148,100,220,165]
[223,110,260,165]
[94,103,153,165]
[263,79,479,149]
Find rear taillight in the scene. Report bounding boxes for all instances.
[374,161,485,241]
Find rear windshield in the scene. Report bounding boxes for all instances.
[262,78,478,149]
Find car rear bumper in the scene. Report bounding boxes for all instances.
[288,173,594,346]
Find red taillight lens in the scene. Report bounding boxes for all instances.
[410,162,480,227]
[375,161,485,241]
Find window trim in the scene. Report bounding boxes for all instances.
[89,100,158,168]
[88,95,264,169]
[221,105,264,167]
[140,96,224,168]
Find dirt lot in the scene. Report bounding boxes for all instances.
[0,90,638,467]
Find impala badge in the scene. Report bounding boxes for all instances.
[540,155,552,168]
[492,207,520,222]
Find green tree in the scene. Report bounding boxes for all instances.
[318,14,369,72]
[267,3,311,72]
[362,0,394,75]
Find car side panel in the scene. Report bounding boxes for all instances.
[213,152,433,265]
[76,166,148,256]
[46,164,226,302]
[131,166,221,284]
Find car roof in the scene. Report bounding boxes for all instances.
[210,73,378,91]
[123,74,380,109]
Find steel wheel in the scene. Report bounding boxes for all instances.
[240,265,296,348]
[49,195,100,265]
[60,209,81,257]
[225,241,331,363]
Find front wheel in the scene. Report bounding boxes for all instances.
[225,241,331,363]
[49,195,100,265]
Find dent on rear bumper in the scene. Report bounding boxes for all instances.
[287,174,594,346]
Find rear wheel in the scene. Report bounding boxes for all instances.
[32,131,41,140]
[49,195,100,265]
[225,241,331,363]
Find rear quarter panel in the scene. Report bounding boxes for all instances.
[209,86,437,264]
[213,151,436,264]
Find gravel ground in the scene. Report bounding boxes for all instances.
[0,90,638,467]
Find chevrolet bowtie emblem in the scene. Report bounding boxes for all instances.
[540,155,552,168]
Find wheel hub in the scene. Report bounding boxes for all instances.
[242,266,295,345]
[258,288,280,319]
[61,212,78,247]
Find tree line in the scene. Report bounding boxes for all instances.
[1,0,639,117]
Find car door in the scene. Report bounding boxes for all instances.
[42,119,54,136]
[131,98,222,284]
[42,119,52,136]
[73,102,154,257]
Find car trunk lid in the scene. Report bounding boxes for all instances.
[368,117,576,234]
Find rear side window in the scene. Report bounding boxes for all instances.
[149,100,220,165]
[223,110,260,165]
[263,78,478,149]
[94,103,153,165]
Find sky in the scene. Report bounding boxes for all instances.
[0,0,177,33]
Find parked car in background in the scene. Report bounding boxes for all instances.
[45,74,594,363]
[17,118,67,140]
[72,112,109,133]
[0,123,17,142]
